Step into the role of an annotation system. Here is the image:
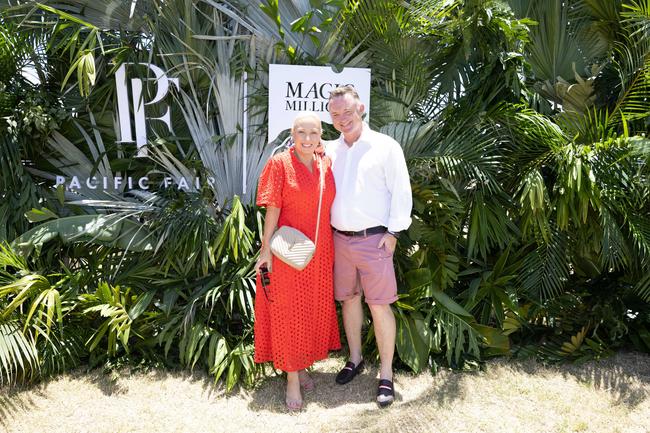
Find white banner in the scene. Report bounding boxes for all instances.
[268,64,371,142]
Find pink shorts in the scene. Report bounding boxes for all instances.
[333,231,398,305]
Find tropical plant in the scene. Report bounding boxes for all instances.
[1,0,649,390]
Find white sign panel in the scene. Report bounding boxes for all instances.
[268,64,371,142]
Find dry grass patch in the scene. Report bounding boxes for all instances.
[1,352,648,433]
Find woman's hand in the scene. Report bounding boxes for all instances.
[255,247,273,274]
[256,206,279,275]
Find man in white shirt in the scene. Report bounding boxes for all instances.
[325,86,412,407]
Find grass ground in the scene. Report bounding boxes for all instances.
[1,351,648,433]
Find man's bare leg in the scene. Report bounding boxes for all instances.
[342,294,363,365]
[368,303,396,380]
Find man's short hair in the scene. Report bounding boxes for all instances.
[328,85,360,101]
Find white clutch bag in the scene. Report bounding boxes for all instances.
[270,226,316,270]
[269,156,324,271]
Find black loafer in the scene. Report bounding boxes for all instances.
[376,379,394,407]
[335,359,364,385]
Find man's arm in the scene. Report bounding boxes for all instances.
[378,140,412,252]
[385,141,413,233]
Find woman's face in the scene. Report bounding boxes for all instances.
[291,116,322,160]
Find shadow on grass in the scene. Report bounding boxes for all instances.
[559,351,650,408]
[0,368,132,429]
[0,384,44,428]
[83,370,129,396]
[329,352,650,433]
[83,366,223,399]
[246,362,465,414]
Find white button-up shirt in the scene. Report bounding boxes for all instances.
[326,123,412,233]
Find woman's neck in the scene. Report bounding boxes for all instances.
[295,151,314,168]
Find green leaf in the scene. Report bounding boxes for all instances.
[0,321,39,384]
[290,16,309,32]
[431,289,473,318]
[12,215,153,257]
[25,208,59,223]
[226,356,241,391]
[472,324,510,356]
[127,290,156,321]
[208,333,229,381]
[404,268,432,290]
[395,312,432,373]
[37,4,98,28]
[0,275,51,320]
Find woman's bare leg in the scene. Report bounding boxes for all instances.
[286,371,302,410]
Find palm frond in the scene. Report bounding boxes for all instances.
[0,274,51,320]
[152,1,266,205]
[0,320,39,385]
[620,0,650,39]
[30,0,151,30]
[38,117,117,202]
[626,213,650,262]
[515,168,551,242]
[431,306,482,366]
[379,120,437,160]
[568,0,621,59]
[417,119,504,196]
[519,230,570,301]
[599,206,631,270]
[555,107,615,145]
[213,195,255,264]
[37,324,86,377]
[466,191,518,260]
[12,214,153,258]
[635,270,650,301]
[610,37,650,127]
[488,104,564,185]
[150,193,221,277]
[511,0,587,84]
[79,281,144,356]
[370,36,436,124]
[0,243,29,275]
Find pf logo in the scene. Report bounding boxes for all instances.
[115,63,179,157]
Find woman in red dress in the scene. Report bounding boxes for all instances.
[254,113,341,410]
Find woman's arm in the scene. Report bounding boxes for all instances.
[255,206,280,273]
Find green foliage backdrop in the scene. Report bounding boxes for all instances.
[0,0,648,388]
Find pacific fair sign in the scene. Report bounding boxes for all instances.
[267,64,371,142]
[54,175,219,192]
[54,63,186,191]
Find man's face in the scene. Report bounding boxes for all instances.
[328,93,364,136]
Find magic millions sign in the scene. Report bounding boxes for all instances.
[267,64,371,142]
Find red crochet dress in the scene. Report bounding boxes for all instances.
[254,148,341,371]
